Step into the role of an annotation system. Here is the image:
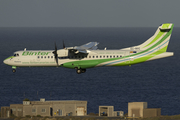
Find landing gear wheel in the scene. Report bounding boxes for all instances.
[12,69,16,73]
[81,69,86,73]
[76,69,82,74]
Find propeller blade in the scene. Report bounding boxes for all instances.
[55,42,57,51]
[52,42,58,66]
[55,54,58,66]
[63,40,65,49]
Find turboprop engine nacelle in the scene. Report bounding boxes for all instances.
[57,49,68,57]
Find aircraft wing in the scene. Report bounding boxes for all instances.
[68,42,99,54]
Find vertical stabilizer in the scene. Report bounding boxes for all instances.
[121,23,174,52]
[138,23,174,51]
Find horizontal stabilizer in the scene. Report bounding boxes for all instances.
[147,52,174,61]
[159,24,171,30]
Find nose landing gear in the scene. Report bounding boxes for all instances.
[12,69,16,73]
[12,66,16,73]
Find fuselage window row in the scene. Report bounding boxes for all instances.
[38,56,54,59]
[88,55,122,59]
[37,55,122,59]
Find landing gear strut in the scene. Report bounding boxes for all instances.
[76,68,86,74]
[12,69,16,73]
[81,69,86,73]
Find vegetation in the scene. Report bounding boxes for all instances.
[10,113,17,118]
[36,115,42,117]
[25,115,31,118]
[8,114,180,120]
[124,113,128,117]
[23,98,30,101]
[88,112,98,116]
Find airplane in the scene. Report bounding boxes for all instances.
[3,23,174,74]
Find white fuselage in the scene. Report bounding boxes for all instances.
[4,49,133,67]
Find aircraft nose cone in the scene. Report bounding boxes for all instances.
[3,59,8,65]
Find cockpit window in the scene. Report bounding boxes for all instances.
[13,53,19,57]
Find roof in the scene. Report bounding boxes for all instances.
[10,104,23,106]
[32,100,87,102]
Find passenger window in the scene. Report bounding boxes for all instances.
[44,56,46,59]
[41,56,43,58]
[120,55,122,57]
[48,56,50,58]
[51,56,53,58]
[100,56,102,58]
[103,56,105,58]
[89,56,91,58]
[107,56,109,58]
[93,56,95,58]
[117,55,118,58]
[113,56,115,58]
[110,56,112,58]
[96,56,98,58]
[37,56,40,58]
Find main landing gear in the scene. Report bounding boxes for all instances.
[12,69,16,73]
[76,68,86,74]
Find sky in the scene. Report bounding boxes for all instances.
[0,0,180,27]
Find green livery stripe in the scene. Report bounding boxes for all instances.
[131,24,173,57]
[113,46,168,66]
[63,57,119,69]
[144,31,164,48]
[5,56,14,60]
[143,23,171,48]
[63,34,170,69]
[162,23,170,29]
[63,34,168,69]
[104,38,170,66]
[62,24,173,69]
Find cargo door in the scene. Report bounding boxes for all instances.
[77,107,84,116]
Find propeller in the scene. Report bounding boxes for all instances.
[52,42,58,66]
[52,41,66,66]
[63,40,65,49]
